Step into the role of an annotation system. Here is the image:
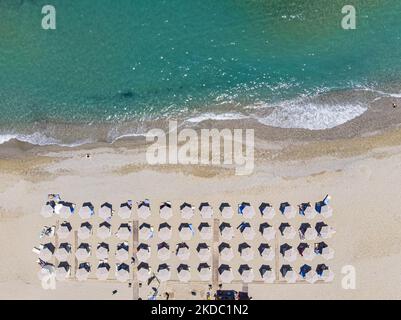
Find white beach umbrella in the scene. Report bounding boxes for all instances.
[55,243,71,261]
[117,223,132,241]
[259,203,275,220]
[322,247,335,260]
[41,201,55,218]
[75,243,91,261]
[157,242,170,261]
[198,223,212,240]
[219,203,234,219]
[78,222,92,240]
[218,264,234,284]
[176,243,190,261]
[76,263,91,282]
[139,223,153,241]
[118,202,132,220]
[281,265,298,283]
[116,263,130,283]
[259,223,275,241]
[198,263,212,281]
[99,203,113,221]
[96,262,110,281]
[160,202,173,220]
[219,223,234,241]
[316,222,336,239]
[158,223,172,241]
[258,244,275,261]
[78,202,94,220]
[239,265,254,283]
[180,203,194,219]
[300,264,318,284]
[239,222,255,240]
[179,223,194,241]
[116,242,129,262]
[280,202,296,219]
[138,200,151,219]
[137,262,151,282]
[39,243,55,262]
[55,262,70,281]
[259,265,275,283]
[297,243,315,261]
[280,243,297,263]
[55,202,75,219]
[317,264,335,282]
[137,243,151,262]
[199,203,213,219]
[239,202,255,219]
[157,264,171,282]
[219,243,234,262]
[300,203,317,219]
[299,223,318,241]
[37,264,55,282]
[197,243,211,262]
[96,242,110,260]
[279,223,296,240]
[239,243,254,261]
[319,203,333,218]
[97,222,112,240]
[57,222,72,240]
[177,264,191,282]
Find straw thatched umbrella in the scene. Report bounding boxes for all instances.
[55,202,75,219]
[179,223,194,241]
[116,242,129,262]
[239,264,254,283]
[97,221,111,240]
[316,264,335,282]
[197,263,212,281]
[259,223,275,241]
[300,264,318,284]
[218,264,234,283]
[176,242,190,261]
[158,223,172,241]
[157,242,170,261]
[219,203,233,219]
[198,222,212,240]
[55,262,70,281]
[76,263,91,282]
[139,223,153,241]
[219,242,234,261]
[37,264,55,282]
[239,202,255,219]
[96,242,110,260]
[299,223,318,240]
[157,264,171,282]
[238,222,255,240]
[57,222,72,240]
[99,202,113,221]
[180,203,194,219]
[259,203,275,220]
[79,202,94,220]
[279,222,296,240]
[137,243,151,262]
[118,201,132,220]
[238,242,254,262]
[116,263,130,282]
[177,264,191,282]
[75,243,91,261]
[258,243,275,261]
[297,243,315,261]
[219,222,234,241]
[160,202,173,220]
[199,203,213,219]
[138,200,151,219]
[39,243,55,262]
[299,202,317,219]
[315,242,335,260]
[196,243,211,262]
[279,202,295,219]
[116,223,132,241]
[280,264,297,283]
[137,262,151,282]
[55,243,71,261]
[78,222,92,240]
[96,262,110,281]
[41,201,55,218]
[315,222,336,239]
[280,243,297,262]
[259,265,275,283]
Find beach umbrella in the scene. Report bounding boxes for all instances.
[180,203,194,219]
[315,242,335,260]
[176,243,190,261]
[177,264,191,282]
[39,243,55,262]
[238,222,255,240]
[297,243,315,261]
[138,200,151,219]
[137,243,151,262]
[280,243,297,262]
[55,202,75,219]
[259,223,275,241]
[137,262,151,282]
[316,264,335,282]
[55,243,71,261]
[299,223,318,240]
[97,221,111,240]
[157,242,170,261]
[258,243,275,261]
[299,264,318,284]
[239,242,254,261]
[115,242,129,262]
[316,200,333,218]
[41,201,55,218]
[196,243,211,262]
[37,264,55,282]
[179,223,194,241]
[279,222,296,240]
[160,202,173,220]
[218,264,234,284]
[219,242,234,261]
[57,222,72,239]
[99,202,113,221]
[158,223,172,241]
[118,201,132,219]
[78,222,92,240]
[239,202,255,219]
[280,265,298,283]
[157,264,171,282]
[96,262,110,281]
[117,223,132,241]
[239,264,254,283]
[75,243,91,261]
[198,222,212,240]
[116,263,130,282]
[197,263,212,281]
[96,242,110,260]
[139,223,153,240]
[219,203,233,219]
[76,263,91,282]
[219,222,234,241]
[299,202,317,219]
[199,203,213,219]
[55,262,71,281]
[279,202,295,219]
[259,203,275,220]
[315,222,336,239]
[78,202,94,220]
[259,265,275,283]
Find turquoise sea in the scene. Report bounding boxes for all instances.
[1,0,401,145]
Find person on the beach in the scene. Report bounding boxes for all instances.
[393,102,397,108]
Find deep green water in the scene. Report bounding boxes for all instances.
[1,0,401,144]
